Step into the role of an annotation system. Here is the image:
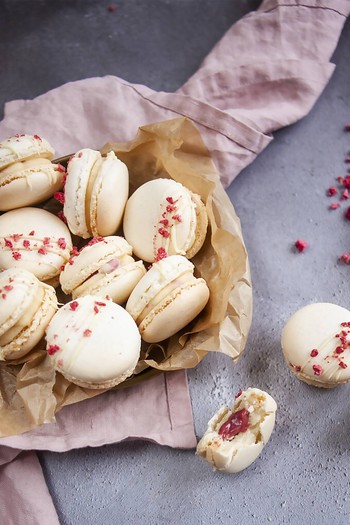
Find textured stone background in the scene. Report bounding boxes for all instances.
[1,1,350,524]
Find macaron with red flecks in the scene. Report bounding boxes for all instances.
[123,178,208,263]
[60,235,146,303]
[281,302,350,388]
[45,295,141,389]
[0,207,73,286]
[0,133,65,211]
[63,148,129,238]
[0,268,58,360]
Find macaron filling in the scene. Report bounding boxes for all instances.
[0,287,45,346]
[133,270,196,324]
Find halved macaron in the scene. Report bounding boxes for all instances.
[126,254,210,343]
[60,236,146,303]
[0,268,58,360]
[123,178,208,263]
[0,133,64,211]
[63,148,129,238]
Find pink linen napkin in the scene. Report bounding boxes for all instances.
[0,0,349,522]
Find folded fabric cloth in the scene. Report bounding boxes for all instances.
[0,0,349,522]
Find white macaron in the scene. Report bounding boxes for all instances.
[123,178,208,263]
[126,254,210,343]
[60,236,146,303]
[0,133,64,211]
[0,268,58,360]
[281,302,350,388]
[196,388,277,473]
[0,207,73,286]
[63,148,129,238]
[45,295,141,389]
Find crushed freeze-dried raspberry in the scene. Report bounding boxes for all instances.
[38,247,47,255]
[12,252,21,260]
[342,189,349,200]
[330,202,340,210]
[154,247,167,262]
[339,361,348,369]
[47,344,60,355]
[172,214,182,222]
[23,240,30,248]
[83,329,92,337]
[335,346,344,354]
[95,301,106,307]
[33,134,42,141]
[310,349,319,357]
[158,227,170,238]
[340,253,350,264]
[328,187,337,196]
[58,238,67,249]
[77,152,83,158]
[343,176,350,189]
[295,239,308,252]
[11,234,22,242]
[4,285,13,292]
[159,219,169,226]
[312,364,323,376]
[69,301,79,311]
[4,239,13,248]
[54,192,65,204]
[234,389,242,399]
[1,294,6,299]
[294,365,301,372]
[29,230,35,236]
[94,305,99,314]
[218,408,249,440]
[345,207,350,220]
[166,204,177,213]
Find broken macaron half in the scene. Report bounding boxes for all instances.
[196,387,277,474]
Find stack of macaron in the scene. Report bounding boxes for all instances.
[0,133,210,388]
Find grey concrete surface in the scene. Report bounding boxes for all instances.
[1,1,350,524]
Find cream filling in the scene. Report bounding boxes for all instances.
[0,287,45,346]
[153,191,197,257]
[85,157,103,234]
[74,254,134,293]
[135,270,195,325]
[1,158,52,178]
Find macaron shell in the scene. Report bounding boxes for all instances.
[63,149,100,238]
[126,255,195,322]
[139,279,210,343]
[0,268,40,336]
[73,260,146,303]
[0,207,73,283]
[89,151,129,237]
[123,178,200,262]
[185,192,208,259]
[60,236,133,293]
[0,283,57,360]
[0,134,54,170]
[46,296,141,388]
[0,160,63,211]
[281,302,350,388]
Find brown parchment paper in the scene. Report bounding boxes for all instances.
[0,117,252,437]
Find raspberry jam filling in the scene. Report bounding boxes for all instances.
[218,408,250,440]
